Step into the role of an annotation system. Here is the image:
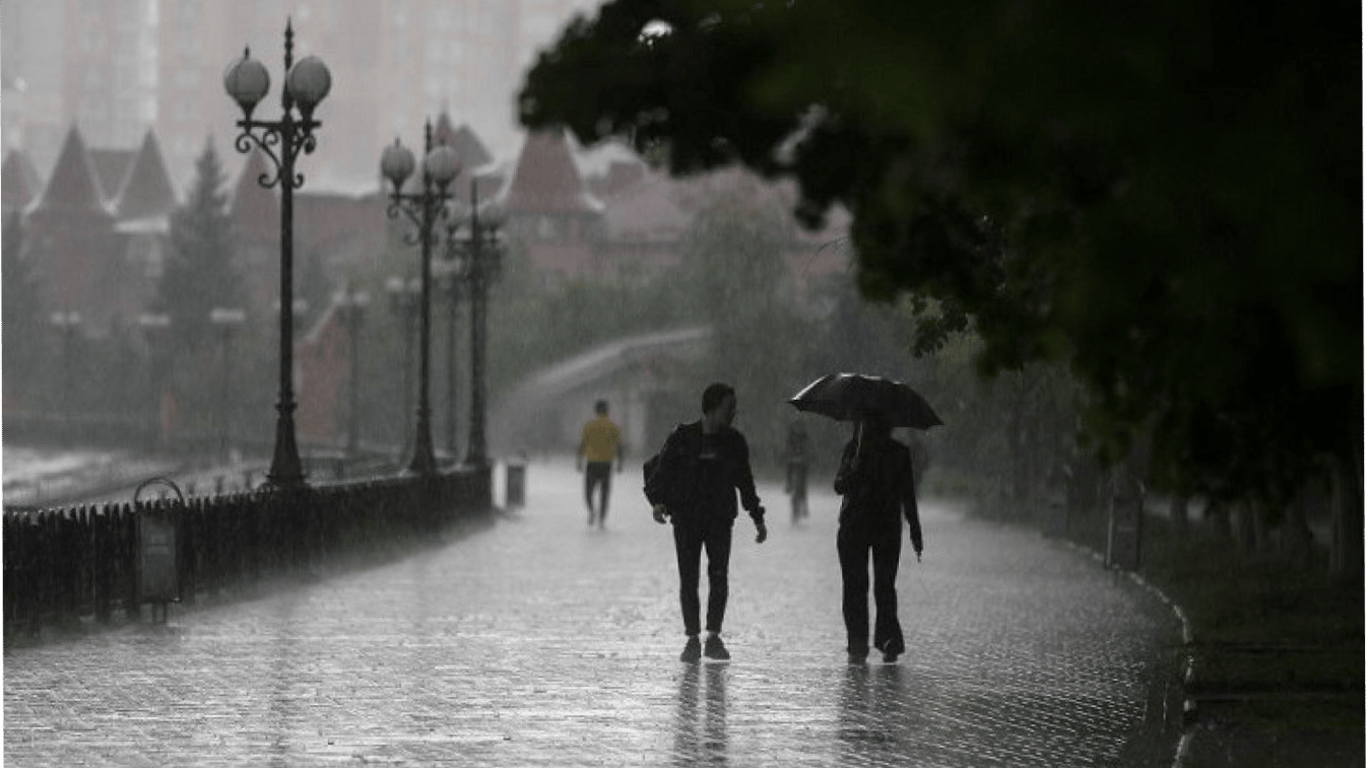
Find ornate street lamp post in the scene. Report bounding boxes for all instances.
[435,227,466,459]
[380,122,459,476]
[445,182,504,467]
[223,20,331,490]
[335,286,370,456]
[210,307,247,462]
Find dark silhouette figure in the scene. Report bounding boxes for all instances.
[646,382,767,662]
[833,414,923,664]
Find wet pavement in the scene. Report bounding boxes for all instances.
[4,458,1183,767]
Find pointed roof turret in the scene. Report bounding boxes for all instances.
[500,129,602,215]
[115,130,178,220]
[29,124,112,217]
[434,114,492,170]
[2,149,42,212]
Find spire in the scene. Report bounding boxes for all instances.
[434,116,492,170]
[500,129,602,215]
[115,129,178,220]
[29,124,111,217]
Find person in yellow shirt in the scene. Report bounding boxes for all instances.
[577,399,624,527]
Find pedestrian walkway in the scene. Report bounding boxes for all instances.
[3,459,1183,767]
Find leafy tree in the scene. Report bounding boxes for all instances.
[2,211,48,407]
[154,139,245,350]
[676,190,812,460]
[519,0,1361,514]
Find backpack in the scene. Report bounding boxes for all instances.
[642,423,686,507]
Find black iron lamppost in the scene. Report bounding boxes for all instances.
[50,310,82,444]
[386,277,421,459]
[335,286,370,456]
[210,307,247,462]
[435,226,467,460]
[223,19,331,490]
[380,122,459,476]
[445,182,505,467]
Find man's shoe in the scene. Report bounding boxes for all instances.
[881,650,900,663]
[680,636,702,663]
[847,647,869,664]
[703,635,730,661]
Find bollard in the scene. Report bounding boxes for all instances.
[505,452,527,508]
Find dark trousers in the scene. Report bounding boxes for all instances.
[584,462,612,519]
[836,524,905,655]
[673,520,733,636]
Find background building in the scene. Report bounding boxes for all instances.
[2,0,604,193]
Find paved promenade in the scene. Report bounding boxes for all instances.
[4,459,1182,767]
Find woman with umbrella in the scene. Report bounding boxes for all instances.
[790,373,937,664]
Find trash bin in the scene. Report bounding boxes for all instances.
[138,506,178,606]
[505,452,527,508]
[134,477,184,622]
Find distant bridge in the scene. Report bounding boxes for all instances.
[488,326,711,458]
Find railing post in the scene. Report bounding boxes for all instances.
[177,500,196,608]
[122,506,139,622]
[94,507,112,624]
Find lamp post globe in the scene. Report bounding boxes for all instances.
[424,144,459,188]
[285,55,331,117]
[477,201,507,230]
[223,49,270,119]
[381,139,416,191]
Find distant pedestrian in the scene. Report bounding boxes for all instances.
[833,413,923,664]
[646,383,767,662]
[577,399,624,528]
[784,419,810,523]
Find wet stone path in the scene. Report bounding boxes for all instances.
[4,459,1181,767]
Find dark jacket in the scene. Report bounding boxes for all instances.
[834,435,923,552]
[645,421,764,526]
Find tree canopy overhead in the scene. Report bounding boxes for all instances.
[519,0,1361,507]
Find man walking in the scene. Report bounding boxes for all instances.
[645,383,767,662]
[577,399,623,528]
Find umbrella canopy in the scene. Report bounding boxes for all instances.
[788,373,943,429]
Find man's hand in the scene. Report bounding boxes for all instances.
[755,519,768,544]
[652,505,669,524]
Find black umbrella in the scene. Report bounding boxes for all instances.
[788,373,943,429]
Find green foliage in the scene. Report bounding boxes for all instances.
[154,139,245,351]
[2,211,48,405]
[519,0,1362,508]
